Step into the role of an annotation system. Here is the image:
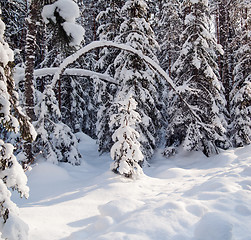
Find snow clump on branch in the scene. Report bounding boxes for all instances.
[42,0,85,46]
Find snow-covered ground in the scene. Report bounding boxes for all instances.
[13,133,251,240]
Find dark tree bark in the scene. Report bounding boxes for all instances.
[217,0,235,114]
[24,0,39,163]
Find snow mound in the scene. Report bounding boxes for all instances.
[186,204,208,217]
[12,133,251,240]
[234,205,251,216]
[194,212,233,240]
[1,212,29,240]
[241,166,251,176]
[98,198,144,220]
[94,216,114,231]
[29,162,71,183]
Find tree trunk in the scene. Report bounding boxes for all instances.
[24,0,38,164]
[218,0,232,114]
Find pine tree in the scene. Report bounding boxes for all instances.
[23,0,47,163]
[164,0,229,157]
[98,0,166,161]
[229,2,251,147]
[95,0,124,153]
[0,10,35,239]
[41,0,89,137]
[110,94,143,178]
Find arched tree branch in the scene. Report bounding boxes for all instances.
[51,40,203,123]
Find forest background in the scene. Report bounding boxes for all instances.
[0,0,250,239]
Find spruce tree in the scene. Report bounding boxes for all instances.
[110,94,143,178]
[229,2,251,147]
[95,0,125,148]
[164,0,229,157]
[98,0,166,161]
[33,0,84,164]
[155,0,183,74]
[0,0,27,63]
[0,11,35,239]
[34,85,81,165]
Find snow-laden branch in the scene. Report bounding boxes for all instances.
[51,41,177,88]
[51,40,202,123]
[14,67,116,84]
[35,68,116,84]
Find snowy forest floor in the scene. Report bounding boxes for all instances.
[13,132,251,240]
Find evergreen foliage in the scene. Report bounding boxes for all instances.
[34,85,81,165]
[0,0,250,177]
[0,10,34,239]
[95,0,125,150]
[110,94,143,178]
[230,3,251,147]
[155,0,183,74]
[164,0,229,157]
[33,0,83,164]
[97,0,167,160]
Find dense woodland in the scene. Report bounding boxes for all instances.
[0,0,250,238]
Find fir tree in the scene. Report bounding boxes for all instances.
[95,0,125,147]
[33,0,84,164]
[110,94,143,178]
[0,11,35,239]
[96,0,124,74]
[0,0,27,63]
[97,0,166,161]
[229,2,251,147]
[34,85,81,165]
[164,0,229,157]
[155,0,183,74]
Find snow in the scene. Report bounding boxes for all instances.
[1,212,29,240]
[62,22,85,47]
[42,0,84,47]
[42,0,80,24]
[50,40,177,91]
[12,133,251,240]
[194,212,233,240]
[14,67,117,85]
[0,15,14,67]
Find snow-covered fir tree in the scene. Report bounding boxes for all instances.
[41,0,85,66]
[229,2,251,147]
[0,0,27,63]
[95,0,123,152]
[110,94,143,178]
[34,85,81,165]
[97,0,167,160]
[96,0,125,75]
[0,11,35,239]
[33,0,84,165]
[216,0,236,113]
[164,0,229,157]
[95,0,125,147]
[155,0,183,74]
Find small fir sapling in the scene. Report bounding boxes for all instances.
[110,94,143,178]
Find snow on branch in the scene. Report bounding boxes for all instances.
[15,67,117,85]
[51,40,203,123]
